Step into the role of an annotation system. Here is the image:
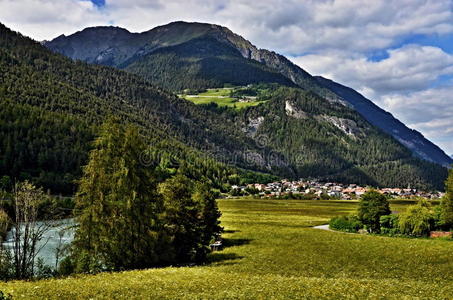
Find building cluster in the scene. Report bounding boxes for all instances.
[231,179,445,200]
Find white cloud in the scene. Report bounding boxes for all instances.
[291,45,453,97]
[290,45,453,154]
[381,87,453,155]
[0,0,109,41]
[2,0,453,51]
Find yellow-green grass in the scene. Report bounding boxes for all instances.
[1,198,452,299]
[181,88,266,109]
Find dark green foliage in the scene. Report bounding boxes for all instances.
[0,23,448,193]
[441,168,453,229]
[0,291,12,300]
[0,249,13,281]
[72,119,223,271]
[380,214,400,235]
[123,36,295,92]
[329,215,362,233]
[159,175,222,263]
[399,199,435,236]
[72,119,163,271]
[241,88,447,190]
[358,190,391,232]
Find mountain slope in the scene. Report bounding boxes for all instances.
[44,21,453,167]
[315,76,452,167]
[0,23,286,193]
[239,87,447,189]
[0,23,447,192]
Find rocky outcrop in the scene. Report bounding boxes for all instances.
[285,101,307,119]
[319,115,361,138]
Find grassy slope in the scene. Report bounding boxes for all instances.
[1,199,452,299]
[181,88,266,109]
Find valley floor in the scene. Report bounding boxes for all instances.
[1,199,452,299]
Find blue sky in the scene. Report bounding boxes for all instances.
[0,0,452,155]
[90,0,105,7]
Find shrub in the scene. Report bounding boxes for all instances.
[0,248,13,281]
[0,291,12,300]
[329,215,362,233]
[380,214,399,235]
[358,190,391,233]
[399,199,435,237]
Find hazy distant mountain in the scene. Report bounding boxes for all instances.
[44,21,453,167]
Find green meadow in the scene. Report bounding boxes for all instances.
[1,198,452,299]
[181,88,266,109]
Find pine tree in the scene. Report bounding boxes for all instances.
[192,183,223,250]
[158,174,205,263]
[73,118,162,271]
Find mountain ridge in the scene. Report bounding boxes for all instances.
[0,22,448,193]
[44,21,453,167]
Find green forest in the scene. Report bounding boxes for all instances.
[0,22,449,197]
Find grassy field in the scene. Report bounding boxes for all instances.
[1,198,452,299]
[181,88,266,109]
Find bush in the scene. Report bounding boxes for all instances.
[0,249,12,281]
[380,214,400,235]
[358,190,391,233]
[399,199,435,237]
[0,291,12,300]
[329,215,362,233]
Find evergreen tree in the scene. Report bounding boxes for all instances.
[73,118,162,272]
[192,183,223,255]
[159,174,206,263]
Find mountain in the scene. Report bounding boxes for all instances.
[0,22,448,193]
[44,21,453,167]
[0,23,281,193]
[315,77,453,167]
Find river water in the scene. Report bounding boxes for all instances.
[3,219,75,269]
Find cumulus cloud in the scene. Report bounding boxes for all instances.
[381,87,453,155]
[2,0,453,52]
[291,45,453,97]
[0,0,108,41]
[291,44,453,154]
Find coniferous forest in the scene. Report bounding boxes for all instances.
[0,23,448,195]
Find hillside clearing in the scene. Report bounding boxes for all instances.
[180,87,267,109]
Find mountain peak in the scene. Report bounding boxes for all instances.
[43,21,453,166]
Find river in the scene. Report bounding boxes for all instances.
[3,218,75,269]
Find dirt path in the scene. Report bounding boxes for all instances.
[312,224,331,231]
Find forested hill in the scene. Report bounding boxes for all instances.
[0,23,282,193]
[0,23,448,193]
[45,21,453,167]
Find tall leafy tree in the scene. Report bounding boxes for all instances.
[358,190,391,233]
[73,118,162,271]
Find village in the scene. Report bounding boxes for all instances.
[230,179,446,200]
